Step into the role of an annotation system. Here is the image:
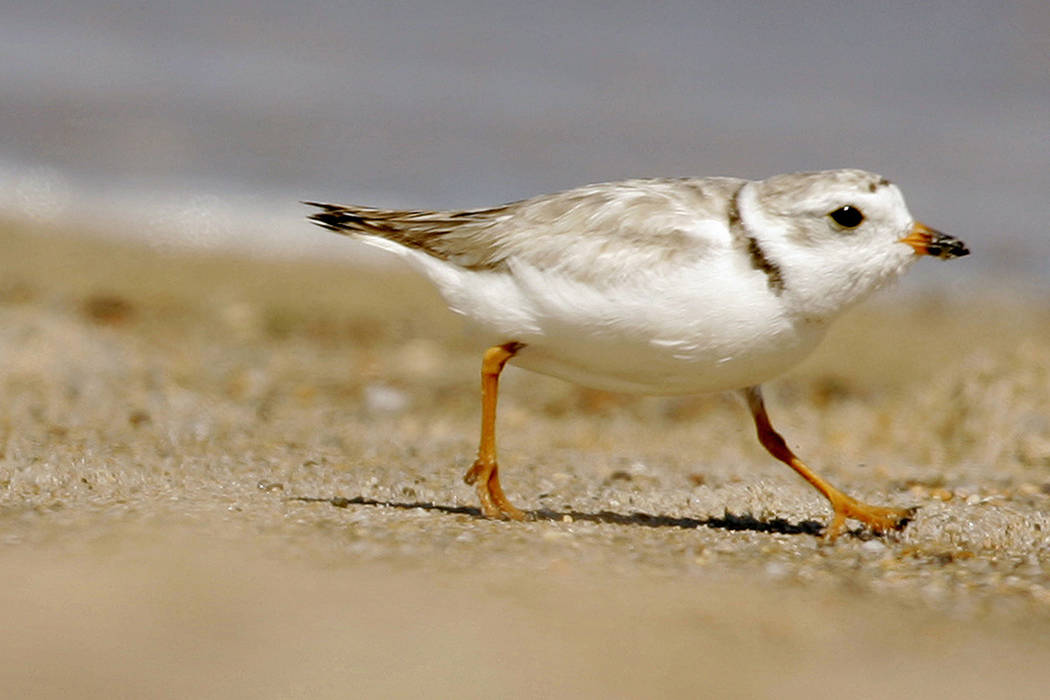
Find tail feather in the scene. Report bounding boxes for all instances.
[303,201,398,237]
[303,200,513,269]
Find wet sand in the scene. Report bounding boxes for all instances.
[2,222,1049,698]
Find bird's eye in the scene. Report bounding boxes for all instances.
[828,205,864,229]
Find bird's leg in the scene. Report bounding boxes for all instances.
[463,342,527,520]
[742,386,914,540]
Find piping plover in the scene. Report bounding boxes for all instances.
[306,169,968,539]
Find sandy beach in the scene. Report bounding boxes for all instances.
[2,222,1049,698]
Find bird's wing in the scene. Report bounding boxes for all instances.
[306,177,745,284]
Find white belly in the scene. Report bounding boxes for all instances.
[510,322,823,395]
[414,251,828,395]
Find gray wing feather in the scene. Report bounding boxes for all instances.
[305,177,744,281]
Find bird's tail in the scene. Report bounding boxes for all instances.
[303,199,509,266]
[303,201,402,237]
[303,200,463,261]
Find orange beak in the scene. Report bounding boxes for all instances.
[898,222,969,259]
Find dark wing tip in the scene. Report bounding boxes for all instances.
[302,200,340,210]
[303,201,352,232]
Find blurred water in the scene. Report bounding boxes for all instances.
[2,0,1048,288]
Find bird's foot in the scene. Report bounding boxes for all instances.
[463,460,526,520]
[824,490,916,541]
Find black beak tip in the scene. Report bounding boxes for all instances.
[930,235,970,260]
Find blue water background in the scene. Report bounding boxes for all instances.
[2,1,1048,292]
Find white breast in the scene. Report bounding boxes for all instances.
[407,243,828,396]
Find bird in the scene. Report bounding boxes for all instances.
[305,169,969,539]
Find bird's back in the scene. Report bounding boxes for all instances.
[306,177,746,284]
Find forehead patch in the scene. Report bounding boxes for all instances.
[868,177,891,193]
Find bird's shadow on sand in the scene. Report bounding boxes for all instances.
[286,495,826,537]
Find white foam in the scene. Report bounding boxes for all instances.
[0,158,403,264]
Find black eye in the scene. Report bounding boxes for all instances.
[829,205,864,229]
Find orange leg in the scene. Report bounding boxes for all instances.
[742,386,914,540]
[462,342,527,520]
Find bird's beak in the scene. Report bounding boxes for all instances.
[899,222,969,259]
